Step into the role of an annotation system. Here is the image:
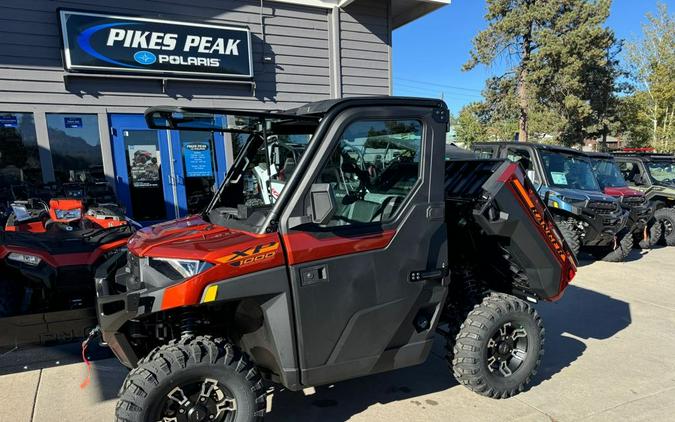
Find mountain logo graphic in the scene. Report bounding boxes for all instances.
[133,51,156,65]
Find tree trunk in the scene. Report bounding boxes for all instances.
[517,21,533,143]
[601,124,608,152]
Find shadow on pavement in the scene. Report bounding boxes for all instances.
[267,343,456,422]
[531,284,631,388]
[268,284,631,421]
[0,284,631,415]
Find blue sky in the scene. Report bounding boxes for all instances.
[392,0,673,116]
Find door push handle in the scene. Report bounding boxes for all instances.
[300,265,328,286]
[410,265,449,283]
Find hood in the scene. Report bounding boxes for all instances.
[548,187,617,203]
[603,186,644,198]
[127,216,264,262]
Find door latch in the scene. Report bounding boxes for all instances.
[300,265,328,286]
[410,266,449,282]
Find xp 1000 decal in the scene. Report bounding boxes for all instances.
[59,10,253,78]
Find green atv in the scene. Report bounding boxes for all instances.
[613,152,675,246]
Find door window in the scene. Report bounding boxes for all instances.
[506,148,533,171]
[314,119,422,225]
[47,113,104,183]
[618,161,641,186]
[180,131,218,214]
[123,130,167,221]
[0,112,42,189]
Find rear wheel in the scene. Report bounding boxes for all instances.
[654,208,675,246]
[556,220,580,257]
[451,293,544,399]
[116,335,266,422]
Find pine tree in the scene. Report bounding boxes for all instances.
[465,0,619,146]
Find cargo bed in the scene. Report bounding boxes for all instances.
[445,159,577,301]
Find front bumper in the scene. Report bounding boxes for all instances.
[579,205,629,247]
[622,198,654,233]
[94,252,150,368]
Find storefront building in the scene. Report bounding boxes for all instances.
[0,0,447,223]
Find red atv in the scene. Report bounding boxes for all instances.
[0,187,135,347]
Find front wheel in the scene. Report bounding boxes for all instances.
[637,218,663,249]
[557,220,580,257]
[116,335,266,422]
[450,293,544,399]
[654,208,675,246]
[591,231,634,262]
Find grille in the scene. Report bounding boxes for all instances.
[588,201,619,214]
[622,196,646,207]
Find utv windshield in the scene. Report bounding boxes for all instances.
[145,107,320,229]
[647,160,675,186]
[540,151,600,191]
[592,159,627,188]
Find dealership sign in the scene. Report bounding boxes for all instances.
[59,10,253,78]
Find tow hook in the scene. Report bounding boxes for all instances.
[80,326,102,389]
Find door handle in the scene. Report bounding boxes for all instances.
[300,265,328,286]
[410,266,449,283]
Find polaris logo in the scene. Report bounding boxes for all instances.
[134,51,156,65]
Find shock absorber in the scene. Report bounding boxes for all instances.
[180,309,198,337]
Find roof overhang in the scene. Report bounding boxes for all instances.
[269,0,450,29]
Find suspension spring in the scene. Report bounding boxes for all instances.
[180,309,198,337]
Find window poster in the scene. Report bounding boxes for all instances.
[183,142,213,178]
[128,144,161,187]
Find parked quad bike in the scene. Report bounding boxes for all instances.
[0,190,134,347]
[93,98,576,422]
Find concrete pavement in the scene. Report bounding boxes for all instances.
[1,246,674,422]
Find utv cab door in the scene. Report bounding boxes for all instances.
[280,106,448,387]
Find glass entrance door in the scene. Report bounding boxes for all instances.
[109,114,227,224]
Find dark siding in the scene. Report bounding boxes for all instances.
[0,0,333,111]
[339,0,391,97]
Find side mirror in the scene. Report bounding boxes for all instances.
[288,183,337,228]
[309,183,336,225]
[632,173,644,186]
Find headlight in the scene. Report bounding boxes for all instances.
[147,258,212,281]
[55,209,82,220]
[7,252,42,266]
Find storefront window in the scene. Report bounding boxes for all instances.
[0,112,42,196]
[47,113,104,183]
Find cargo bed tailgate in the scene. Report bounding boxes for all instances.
[445,159,576,301]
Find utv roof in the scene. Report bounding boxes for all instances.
[612,151,675,161]
[286,96,447,116]
[146,96,447,120]
[585,151,613,159]
[476,142,589,157]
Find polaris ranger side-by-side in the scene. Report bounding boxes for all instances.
[613,152,675,246]
[473,143,630,261]
[587,152,661,249]
[94,98,576,422]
